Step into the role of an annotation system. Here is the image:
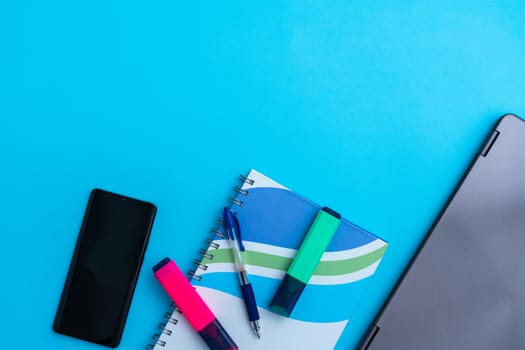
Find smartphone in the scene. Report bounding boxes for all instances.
[53,189,156,348]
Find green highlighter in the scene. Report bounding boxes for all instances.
[270,207,341,317]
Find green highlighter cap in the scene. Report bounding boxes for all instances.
[270,207,341,317]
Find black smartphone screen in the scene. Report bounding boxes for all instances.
[53,189,156,348]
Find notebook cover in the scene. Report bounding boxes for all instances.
[152,169,388,349]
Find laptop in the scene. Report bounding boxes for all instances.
[359,114,525,350]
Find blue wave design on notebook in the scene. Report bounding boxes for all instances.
[236,187,377,251]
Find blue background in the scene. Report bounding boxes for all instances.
[1,1,524,349]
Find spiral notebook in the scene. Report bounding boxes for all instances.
[148,169,388,349]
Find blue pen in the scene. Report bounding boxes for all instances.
[222,207,261,339]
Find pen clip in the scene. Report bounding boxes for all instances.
[231,211,245,252]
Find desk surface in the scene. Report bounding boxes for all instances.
[1,1,524,349]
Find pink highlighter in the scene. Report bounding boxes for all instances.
[153,258,238,350]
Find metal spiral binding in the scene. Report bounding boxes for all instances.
[147,325,169,349]
[199,248,214,260]
[146,173,254,349]
[231,197,243,206]
[164,312,178,325]
[240,174,255,185]
[234,185,249,196]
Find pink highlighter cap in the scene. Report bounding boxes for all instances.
[153,258,238,350]
[153,258,214,331]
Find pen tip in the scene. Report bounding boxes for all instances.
[252,321,261,339]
